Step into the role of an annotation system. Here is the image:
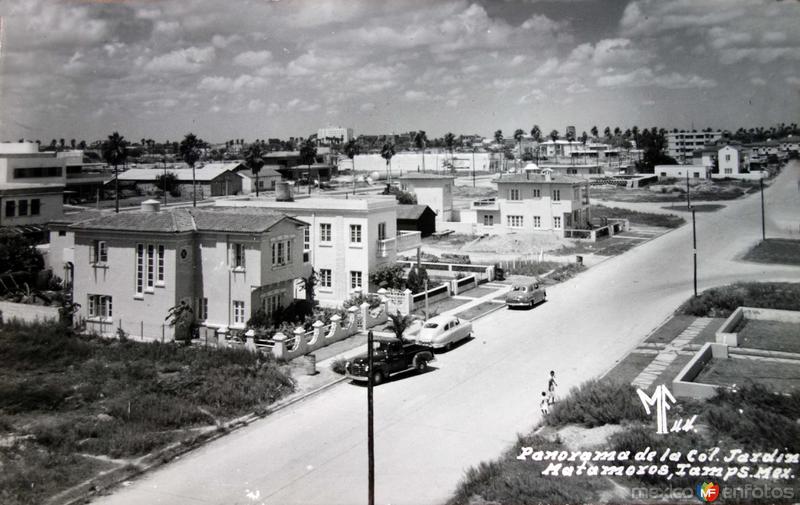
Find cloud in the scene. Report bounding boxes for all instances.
[403,90,432,102]
[596,68,716,89]
[750,77,767,86]
[233,50,273,67]
[197,74,269,92]
[144,46,216,73]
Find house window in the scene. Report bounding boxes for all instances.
[18,200,28,216]
[509,188,521,201]
[725,154,731,161]
[232,243,246,268]
[552,189,561,201]
[532,188,541,198]
[483,215,494,226]
[350,271,363,289]
[724,168,732,174]
[507,215,523,228]
[694,172,700,178]
[350,224,362,243]
[660,172,667,177]
[197,297,208,321]
[554,216,562,229]
[319,223,332,242]
[88,294,112,319]
[304,227,310,250]
[5,200,15,217]
[92,240,108,263]
[233,300,246,325]
[319,268,332,288]
[533,216,541,228]
[31,199,40,216]
[136,244,144,294]
[157,245,165,283]
[378,222,386,240]
[147,245,155,288]
[58,230,66,237]
[273,241,285,265]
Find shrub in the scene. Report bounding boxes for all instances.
[546,379,649,428]
[679,282,800,317]
[331,358,347,375]
[0,379,71,413]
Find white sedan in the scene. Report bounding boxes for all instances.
[414,315,473,351]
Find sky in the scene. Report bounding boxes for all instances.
[0,0,798,144]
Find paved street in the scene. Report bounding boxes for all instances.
[93,161,799,505]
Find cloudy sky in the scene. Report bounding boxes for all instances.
[1,0,798,143]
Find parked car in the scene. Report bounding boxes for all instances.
[505,281,547,309]
[414,315,473,350]
[345,337,434,385]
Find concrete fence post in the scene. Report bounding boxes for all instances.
[272,332,287,361]
[217,326,229,348]
[403,288,413,314]
[293,326,306,356]
[347,305,359,330]
[244,329,257,352]
[360,302,370,331]
[310,320,325,347]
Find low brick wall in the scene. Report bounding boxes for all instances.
[716,307,744,346]
[673,342,728,399]
[0,301,59,324]
[716,307,800,347]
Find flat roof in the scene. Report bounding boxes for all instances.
[216,194,398,213]
[495,174,586,185]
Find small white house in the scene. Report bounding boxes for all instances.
[656,165,710,180]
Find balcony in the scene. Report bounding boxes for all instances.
[471,197,499,210]
[376,231,422,258]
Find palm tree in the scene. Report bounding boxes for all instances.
[102,132,128,213]
[70,139,76,149]
[179,133,202,207]
[590,126,599,139]
[603,126,611,140]
[59,138,65,151]
[243,142,266,197]
[413,130,427,172]
[344,139,360,193]
[549,129,559,142]
[444,132,455,173]
[494,129,503,145]
[381,142,395,181]
[580,131,588,145]
[299,139,317,195]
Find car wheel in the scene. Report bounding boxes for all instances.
[372,370,384,385]
[445,341,453,351]
[529,300,535,309]
[416,359,428,372]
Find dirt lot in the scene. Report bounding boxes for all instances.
[591,178,761,202]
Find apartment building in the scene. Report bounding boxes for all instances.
[666,131,722,163]
[467,172,590,234]
[216,193,421,307]
[50,201,309,338]
[317,127,354,144]
[0,142,65,228]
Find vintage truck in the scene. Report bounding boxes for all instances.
[505,280,547,309]
[345,337,435,384]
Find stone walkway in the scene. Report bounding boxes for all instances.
[631,317,713,389]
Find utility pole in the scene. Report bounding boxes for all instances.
[686,171,691,209]
[367,330,375,505]
[472,147,476,188]
[692,206,697,297]
[760,177,766,241]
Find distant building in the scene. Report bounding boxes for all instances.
[398,173,454,222]
[396,204,437,238]
[117,163,243,197]
[237,167,282,194]
[565,126,576,139]
[216,193,422,307]
[655,164,710,180]
[714,145,748,179]
[317,127,354,145]
[666,131,722,163]
[0,141,65,230]
[49,201,310,338]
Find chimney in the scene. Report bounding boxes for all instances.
[141,199,161,213]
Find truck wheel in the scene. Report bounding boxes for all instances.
[416,359,428,372]
[372,370,384,385]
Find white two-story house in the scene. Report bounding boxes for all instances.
[0,142,66,229]
[50,201,309,338]
[216,193,421,307]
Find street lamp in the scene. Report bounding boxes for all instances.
[367,330,375,505]
[472,147,476,188]
[691,205,697,297]
[760,177,766,241]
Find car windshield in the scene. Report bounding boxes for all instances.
[423,322,439,329]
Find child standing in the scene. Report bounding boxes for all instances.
[547,370,558,405]
[540,391,549,415]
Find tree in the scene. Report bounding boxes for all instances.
[590,125,599,138]
[155,172,178,196]
[369,264,406,290]
[243,143,266,197]
[381,184,416,204]
[70,139,76,149]
[530,125,542,141]
[603,126,611,139]
[380,142,395,180]
[444,132,455,173]
[513,128,525,168]
[405,264,428,294]
[344,139,360,193]
[387,311,415,342]
[494,129,503,145]
[165,301,196,345]
[413,130,427,172]
[179,133,202,207]
[549,129,559,142]
[0,234,44,274]
[102,131,128,213]
[299,139,317,195]
[300,268,318,304]
[78,140,86,149]
[580,131,589,144]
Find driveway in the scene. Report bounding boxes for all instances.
[92,161,799,505]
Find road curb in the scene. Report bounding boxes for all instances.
[53,375,348,505]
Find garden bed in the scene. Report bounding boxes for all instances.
[454,301,503,321]
[678,282,800,317]
[738,319,800,354]
[695,356,800,393]
[0,321,293,505]
[744,238,800,266]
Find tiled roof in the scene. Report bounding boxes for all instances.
[495,174,586,184]
[67,207,305,234]
[396,204,433,220]
[237,167,282,179]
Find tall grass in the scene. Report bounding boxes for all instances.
[545,379,649,428]
[592,205,685,228]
